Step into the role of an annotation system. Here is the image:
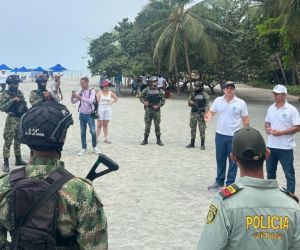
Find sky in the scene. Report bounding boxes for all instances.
[0,0,149,70]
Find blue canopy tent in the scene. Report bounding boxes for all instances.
[33,67,46,72]
[0,64,12,71]
[49,64,67,72]
[18,66,31,72]
[10,67,20,73]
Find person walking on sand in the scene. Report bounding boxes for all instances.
[96,80,118,144]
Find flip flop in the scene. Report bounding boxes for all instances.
[104,139,112,144]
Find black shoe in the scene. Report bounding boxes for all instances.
[15,155,27,166]
[201,139,205,150]
[186,138,195,148]
[2,158,9,172]
[156,136,164,146]
[140,135,149,145]
[208,181,224,190]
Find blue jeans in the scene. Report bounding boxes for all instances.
[266,148,295,193]
[215,133,238,186]
[79,113,97,149]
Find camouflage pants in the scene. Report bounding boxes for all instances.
[3,115,21,158]
[190,112,206,140]
[144,109,161,136]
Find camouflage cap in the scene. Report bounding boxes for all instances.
[232,127,266,161]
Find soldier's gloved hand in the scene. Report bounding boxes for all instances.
[43,92,51,98]
[144,101,149,107]
[153,105,160,110]
[188,101,195,106]
[12,97,21,102]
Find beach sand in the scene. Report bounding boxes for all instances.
[1,77,300,249]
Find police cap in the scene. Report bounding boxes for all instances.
[150,76,158,83]
[18,102,73,152]
[6,75,21,85]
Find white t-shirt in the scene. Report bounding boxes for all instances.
[210,96,248,136]
[0,73,7,84]
[157,77,165,88]
[265,101,300,149]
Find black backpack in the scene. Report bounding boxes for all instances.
[78,88,98,119]
[8,167,75,250]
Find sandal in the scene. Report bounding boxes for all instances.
[104,139,112,144]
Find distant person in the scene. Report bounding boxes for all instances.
[131,77,139,96]
[198,127,300,250]
[265,85,300,193]
[96,80,118,144]
[29,75,57,106]
[0,70,8,92]
[71,77,100,156]
[157,74,166,90]
[204,81,249,190]
[114,72,122,96]
[0,75,28,172]
[140,73,148,93]
[50,74,63,102]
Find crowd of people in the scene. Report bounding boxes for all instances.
[0,71,300,249]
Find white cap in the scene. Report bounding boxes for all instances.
[272,84,287,94]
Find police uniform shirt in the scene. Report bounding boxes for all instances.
[210,96,248,136]
[265,101,300,149]
[197,176,300,250]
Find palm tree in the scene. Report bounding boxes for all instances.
[136,0,229,91]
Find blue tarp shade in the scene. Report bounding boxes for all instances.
[49,64,67,72]
[18,66,30,72]
[0,64,12,70]
[33,67,46,72]
[11,67,20,73]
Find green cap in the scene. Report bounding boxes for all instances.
[232,127,266,161]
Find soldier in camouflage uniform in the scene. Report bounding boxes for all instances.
[29,75,57,107]
[0,75,28,172]
[0,102,108,249]
[140,76,166,146]
[186,81,210,150]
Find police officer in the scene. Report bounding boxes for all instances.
[186,81,210,150]
[0,75,28,172]
[140,76,166,146]
[198,127,300,249]
[29,74,56,106]
[0,102,108,249]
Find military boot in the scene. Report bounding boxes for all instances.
[156,135,164,146]
[15,155,28,166]
[186,138,195,148]
[140,135,149,145]
[201,139,205,150]
[2,158,9,172]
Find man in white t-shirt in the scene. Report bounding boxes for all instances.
[265,84,300,193]
[157,74,166,89]
[0,70,8,92]
[204,82,249,189]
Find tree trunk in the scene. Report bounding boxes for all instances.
[275,52,288,85]
[183,35,192,91]
[175,63,180,95]
[293,62,300,85]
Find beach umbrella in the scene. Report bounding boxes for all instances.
[33,67,46,72]
[0,64,12,70]
[49,64,67,72]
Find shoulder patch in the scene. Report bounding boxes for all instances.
[219,184,242,199]
[280,187,299,203]
[206,204,218,224]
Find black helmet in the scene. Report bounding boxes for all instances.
[18,102,73,152]
[35,75,48,84]
[6,75,21,85]
[150,76,158,82]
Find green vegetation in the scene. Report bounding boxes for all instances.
[87,0,300,95]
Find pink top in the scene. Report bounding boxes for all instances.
[71,88,96,114]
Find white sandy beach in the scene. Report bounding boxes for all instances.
[1,76,300,250]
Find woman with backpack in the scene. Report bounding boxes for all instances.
[96,80,118,144]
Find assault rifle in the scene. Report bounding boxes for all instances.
[86,153,119,181]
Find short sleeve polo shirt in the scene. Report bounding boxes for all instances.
[210,96,248,136]
[265,101,300,149]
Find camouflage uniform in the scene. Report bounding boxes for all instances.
[0,157,108,250]
[140,87,166,137]
[29,89,57,107]
[188,91,210,140]
[0,90,27,158]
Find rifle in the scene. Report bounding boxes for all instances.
[86,153,119,181]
